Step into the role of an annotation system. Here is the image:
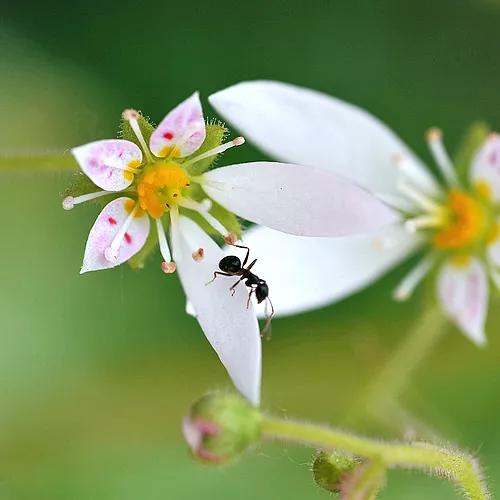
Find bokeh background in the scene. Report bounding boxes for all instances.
[2,0,500,498]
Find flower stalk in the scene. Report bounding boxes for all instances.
[347,306,448,432]
[0,153,75,170]
[261,415,488,500]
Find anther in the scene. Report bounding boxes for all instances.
[161,261,177,273]
[224,233,238,245]
[192,248,205,261]
[62,196,75,210]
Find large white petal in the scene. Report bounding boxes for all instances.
[202,162,398,237]
[235,224,420,317]
[173,216,261,405]
[209,81,439,199]
[470,134,500,201]
[437,258,488,346]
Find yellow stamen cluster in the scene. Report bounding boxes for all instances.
[433,190,483,250]
[137,162,190,219]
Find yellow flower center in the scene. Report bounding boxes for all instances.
[433,190,485,250]
[137,162,190,219]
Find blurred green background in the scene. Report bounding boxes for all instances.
[2,0,500,498]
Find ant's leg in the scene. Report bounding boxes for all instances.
[205,271,232,286]
[261,298,275,340]
[245,258,257,272]
[246,289,255,309]
[232,244,250,267]
[229,277,245,296]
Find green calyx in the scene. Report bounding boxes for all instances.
[312,451,360,494]
[183,392,262,465]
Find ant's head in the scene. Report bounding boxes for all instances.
[219,255,242,273]
[255,280,269,303]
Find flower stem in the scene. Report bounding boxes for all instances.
[347,306,447,431]
[261,415,488,499]
[0,153,75,170]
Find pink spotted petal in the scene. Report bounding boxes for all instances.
[149,92,206,158]
[72,139,142,192]
[81,197,150,273]
[437,258,488,346]
[470,134,500,201]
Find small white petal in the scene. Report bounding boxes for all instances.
[202,162,399,237]
[209,81,438,198]
[149,92,206,158]
[239,224,421,317]
[81,197,150,273]
[173,216,261,405]
[72,139,142,191]
[437,258,488,346]
[470,134,500,201]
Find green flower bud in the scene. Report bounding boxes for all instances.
[312,451,360,493]
[182,392,262,464]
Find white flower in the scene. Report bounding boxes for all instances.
[64,91,395,404]
[210,80,500,346]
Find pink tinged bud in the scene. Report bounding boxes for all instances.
[182,392,262,465]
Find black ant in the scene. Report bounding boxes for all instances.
[207,244,274,338]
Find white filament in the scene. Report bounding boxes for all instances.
[393,254,437,301]
[426,128,458,187]
[156,217,172,264]
[104,203,138,262]
[62,191,110,210]
[178,198,230,237]
[183,137,245,167]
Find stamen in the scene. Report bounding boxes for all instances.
[405,214,444,233]
[122,109,153,163]
[104,203,139,263]
[169,205,182,262]
[393,254,437,301]
[183,137,246,167]
[426,128,459,187]
[62,191,110,210]
[192,247,204,261]
[156,218,176,273]
[178,198,231,237]
[397,180,442,213]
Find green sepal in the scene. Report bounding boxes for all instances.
[454,121,490,185]
[118,112,156,150]
[63,172,121,207]
[185,120,228,176]
[128,221,159,270]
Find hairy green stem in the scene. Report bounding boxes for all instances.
[261,416,488,499]
[0,153,75,170]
